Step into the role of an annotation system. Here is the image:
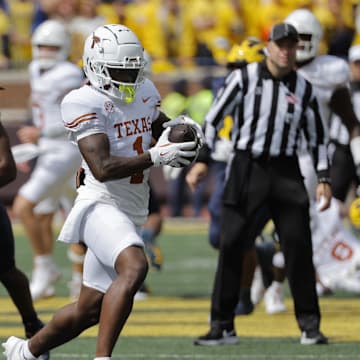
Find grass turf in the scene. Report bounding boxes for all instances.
[1,217,360,359]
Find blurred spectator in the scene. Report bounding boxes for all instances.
[125,0,179,72]
[154,0,196,70]
[326,0,355,59]
[105,0,127,24]
[2,0,358,73]
[68,0,106,64]
[8,0,34,67]
[0,0,10,69]
[186,0,244,66]
[255,0,294,42]
[39,0,77,23]
[31,0,49,33]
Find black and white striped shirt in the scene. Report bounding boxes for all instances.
[204,61,329,176]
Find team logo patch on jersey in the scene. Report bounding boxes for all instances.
[104,101,115,113]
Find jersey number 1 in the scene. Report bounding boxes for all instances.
[130,136,144,184]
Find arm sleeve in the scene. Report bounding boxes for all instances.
[42,68,85,138]
[303,92,330,181]
[61,98,105,144]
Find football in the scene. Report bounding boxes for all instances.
[168,124,198,164]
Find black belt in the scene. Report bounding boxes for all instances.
[329,139,350,151]
[235,149,296,163]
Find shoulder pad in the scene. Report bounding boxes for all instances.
[299,55,350,90]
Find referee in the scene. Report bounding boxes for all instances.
[187,23,331,346]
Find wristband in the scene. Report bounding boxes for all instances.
[317,177,331,185]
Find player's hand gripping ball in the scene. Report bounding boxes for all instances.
[168,124,199,165]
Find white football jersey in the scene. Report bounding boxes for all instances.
[61,79,161,225]
[312,200,360,293]
[297,55,350,126]
[29,60,84,139]
[298,55,350,188]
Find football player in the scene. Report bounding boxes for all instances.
[12,19,85,301]
[0,118,49,360]
[288,8,360,295]
[2,24,203,360]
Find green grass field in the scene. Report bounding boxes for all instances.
[1,218,360,359]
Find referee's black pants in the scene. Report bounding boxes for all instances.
[210,150,321,333]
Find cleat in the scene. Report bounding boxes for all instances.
[264,281,287,314]
[68,277,82,301]
[134,283,150,301]
[300,330,328,345]
[30,285,55,301]
[24,320,50,360]
[250,266,265,305]
[2,336,50,360]
[194,326,239,346]
[145,244,163,271]
[2,336,26,360]
[30,262,61,301]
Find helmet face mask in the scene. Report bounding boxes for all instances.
[32,20,70,69]
[284,9,323,63]
[83,24,145,103]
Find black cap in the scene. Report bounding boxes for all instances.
[269,23,299,42]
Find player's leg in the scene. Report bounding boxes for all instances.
[263,250,287,314]
[0,202,45,339]
[270,164,326,344]
[13,194,44,254]
[13,166,63,299]
[13,196,60,299]
[30,199,62,300]
[67,243,86,300]
[141,188,163,272]
[208,161,226,249]
[23,286,104,357]
[82,203,148,357]
[96,246,148,356]
[3,199,147,358]
[235,206,270,315]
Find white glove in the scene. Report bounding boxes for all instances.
[148,127,197,167]
[163,115,205,149]
[162,165,183,180]
[211,138,233,162]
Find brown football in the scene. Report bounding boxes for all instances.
[168,124,198,164]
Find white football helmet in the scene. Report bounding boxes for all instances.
[32,20,70,69]
[83,24,145,103]
[285,9,323,63]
